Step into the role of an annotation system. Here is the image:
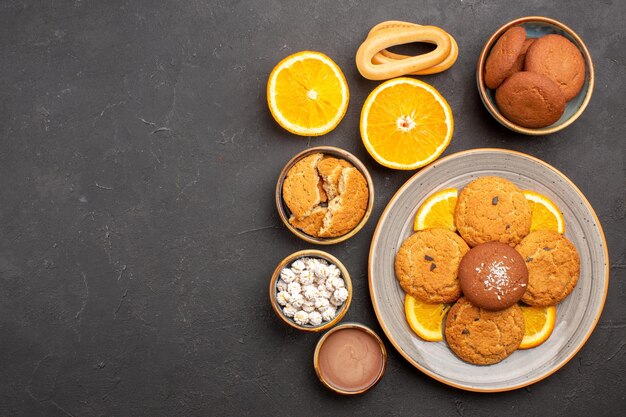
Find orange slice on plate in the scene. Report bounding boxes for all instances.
[524,190,566,233]
[413,188,458,231]
[404,294,450,342]
[519,304,557,349]
[267,51,349,136]
[360,77,453,170]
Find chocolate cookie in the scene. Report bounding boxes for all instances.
[516,230,580,306]
[459,241,528,310]
[395,228,470,303]
[445,297,525,365]
[454,176,532,247]
[495,71,566,128]
[484,26,527,89]
[524,34,586,101]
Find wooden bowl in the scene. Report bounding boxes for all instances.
[275,146,374,245]
[477,16,594,135]
[313,322,387,395]
[269,250,352,332]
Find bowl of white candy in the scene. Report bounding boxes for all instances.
[269,250,352,332]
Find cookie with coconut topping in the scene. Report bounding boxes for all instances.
[459,241,528,310]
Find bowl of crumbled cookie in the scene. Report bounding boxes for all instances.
[270,250,352,332]
[276,146,374,245]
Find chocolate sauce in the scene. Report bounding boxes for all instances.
[317,328,384,392]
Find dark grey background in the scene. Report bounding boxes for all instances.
[0,0,624,416]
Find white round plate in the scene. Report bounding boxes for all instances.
[368,149,609,392]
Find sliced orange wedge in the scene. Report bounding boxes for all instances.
[413,188,458,231]
[360,77,453,170]
[524,190,566,233]
[267,51,349,136]
[404,294,450,342]
[519,304,557,349]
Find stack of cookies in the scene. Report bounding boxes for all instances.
[484,26,586,128]
[395,176,580,365]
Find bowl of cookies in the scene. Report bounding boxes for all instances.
[269,250,352,332]
[477,16,594,135]
[276,146,374,245]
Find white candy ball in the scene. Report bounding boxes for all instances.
[308,311,323,326]
[283,304,297,318]
[280,268,297,283]
[293,310,309,326]
[276,291,290,306]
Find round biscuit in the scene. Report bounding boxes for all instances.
[394,228,469,303]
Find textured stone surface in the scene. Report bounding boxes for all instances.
[0,0,624,416]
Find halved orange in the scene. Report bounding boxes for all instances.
[404,294,450,342]
[519,304,557,349]
[360,77,453,170]
[267,51,349,136]
[524,190,566,233]
[413,188,458,231]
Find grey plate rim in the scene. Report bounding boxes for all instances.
[368,148,610,393]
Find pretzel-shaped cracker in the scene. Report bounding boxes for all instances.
[356,22,457,79]
[368,21,458,75]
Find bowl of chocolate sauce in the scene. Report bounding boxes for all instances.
[313,322,387,395]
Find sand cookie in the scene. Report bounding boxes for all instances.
[516,230,580,306]
[484,26,527,89]
[317,156,353,200]
[288,206,327,236]
[445,297,524,365]
[318,167,368,237]
[459,241,528,310]
[283,154,369,238]
[524,34,586,101]
[282,153,325,218]
[495,71,566,128]
[395,228,469,303]
[455,176,531,247]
